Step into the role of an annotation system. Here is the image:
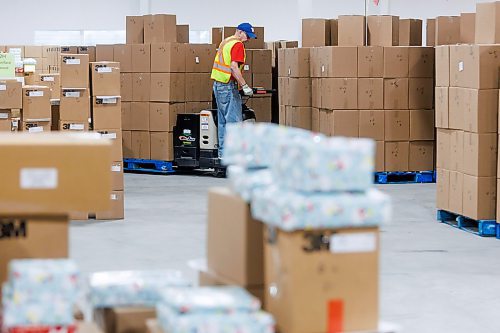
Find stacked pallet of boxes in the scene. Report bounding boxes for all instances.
[436,2,500,224]
[279,16,435,173]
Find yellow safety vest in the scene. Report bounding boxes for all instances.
[211,36,246,83]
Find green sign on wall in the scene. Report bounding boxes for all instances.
[0,53,15,78]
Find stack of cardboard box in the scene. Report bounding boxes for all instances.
[21,84,51,133]
[426,13,476,46]
[436,44,500,221]
[23,45,61,73]
[0,79,22,132]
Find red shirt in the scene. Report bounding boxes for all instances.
[230,42,245,81]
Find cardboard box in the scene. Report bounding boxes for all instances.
[60,88,90,122]
[122,130,133,159]
[130,102,150,131]
[113,45,132,73]
[25,46,43,58]
[318,47,358,78]
[185,73,212,102]
[121,73,133,102]
[278,77,290,106]
[410,109,435,141]
[329,19,339,46]
[59,120,89,132]
[96,45,114,62]
[264,226,379,333]
[332,110,359,137]
[286,106,312,130]
[463,88,498,134]
[211,27,223,46]
[409,78,434,110]
[33,74,60,99]
[436,16,461,46]
[375,141,385,172]
[384,78,409,109]
[94,307,155,333]
[475,2,500,44]
[250,96,272,123]
[245,27,265,50]
[111,161,124,191]
[427,19,436,46]
[131,130,150,159]
[144,14,177,44]
[0,80,22,109]
[60,54,89,88]
[358,78,383,109]
[150,131,174,161]
[91,62,121,96]
[435,46,450,87]
[0,133,112,214]
[437,128,451,170]
[60,46,77,54]
[449,171,464,214]
[95,190,124,220]
[288,78,311,107]
[253,73,272,89]
[185,44,216,73]
[399,19,423,46]
[460,13,476,44]
[450,44,500,89]
[385,141,410,171]
[409,47,434,78]
[448,87,463,130]
[302,19,331,47]
[279,105,287,126]
[385,110,410,141]
[78,46,96,62]
[150,102,184,132]
[357,46,384,78]
[409,141,434,171]
[435,87,449,129]
[251,49,272,74]
[359,110,384,141]
[96,129,123,162]
[151,43,186,73]
[20,121,51,133]
[436,168,450,211]
[92,97,122,130]
[207,188,264,286]
[22,86,51,121]
[131,44,151,73]
[384,47,409,78]
[322,78,357,110]
[338,15,366,46]
[150,73,186,102]
[126,16,144,44]
[177,24,189,43]
[0,215,68,284]
[121,102,132,131]
[132,73,151,102]
[450,130,464,172]
[367,15,399,46]
[311,78,321,109]
[184,101,211,113]
[462,132,497,177]
[462,175,496,220]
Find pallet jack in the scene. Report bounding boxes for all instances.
[173,87,273,177]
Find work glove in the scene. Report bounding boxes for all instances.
[242,84,254,97]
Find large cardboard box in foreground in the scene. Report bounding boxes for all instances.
[264,226,379,333]
[0,133,112,214]
[94,307,156,333]
[207,187,264,287]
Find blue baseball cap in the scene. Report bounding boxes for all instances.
[237,23,257,39]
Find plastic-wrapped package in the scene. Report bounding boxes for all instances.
[251,186,391,231]
[272,136,375,192]
[157,287,274,333]
[2,298,74,327]
[89,270,190,308]
[227,166,273,202]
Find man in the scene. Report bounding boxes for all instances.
[211,23,256,159]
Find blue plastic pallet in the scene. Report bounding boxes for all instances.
[375,171,436,184]
[123,158,175,174]
[497,224,500,239]
[437,210,497,237]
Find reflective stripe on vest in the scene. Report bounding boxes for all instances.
[211,36,246,83]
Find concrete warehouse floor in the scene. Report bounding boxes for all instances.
[71,174,500,333]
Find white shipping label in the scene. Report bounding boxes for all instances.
[321,65,325,73]
[12,120,18,127]
[102,98,117,104]
[201,124,209,130]
[195,56,200,64]
[0,113,8,119]
[69,123,84,130]
[20,168,58,189]
[97,67,112,73]
[66,59,81,65]
[111,194,118,200]
[111,165,122,172]
[101,133,117,139]
[0,85,6,91]
[28,126,43,133]
[65,91,80,98]
[244,65,250,71]
[458,61,464,72]
[330,232,377,254]
[29,91,44,97]
[288,68,291,75]
[42,76,55,82]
